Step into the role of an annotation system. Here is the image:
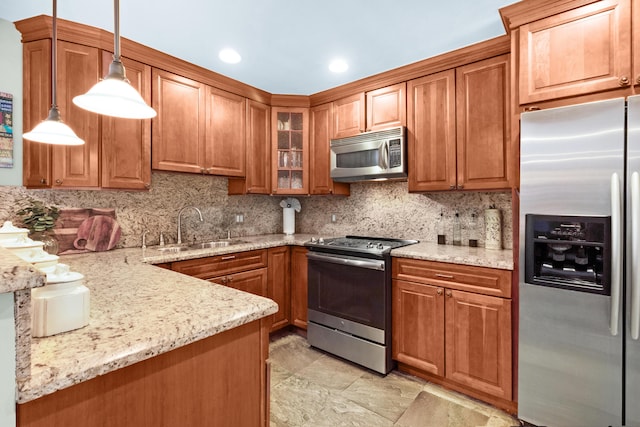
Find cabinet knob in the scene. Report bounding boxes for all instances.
[449,185,456,190]
[446,290,452,297]
[620,76,631,86]
[144,183,151,189]
[636,75,640,85]
[220,277,228,285]
[227,276,233,282]
[39,178,46,184]
[437,288,443,296]
[457,185,464,190]
[55,179,63,185]
[200,168,206,174]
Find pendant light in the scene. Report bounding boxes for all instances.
[23,0,85,146]
[72,0,157,119]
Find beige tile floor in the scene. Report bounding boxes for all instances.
[269,332,521,427]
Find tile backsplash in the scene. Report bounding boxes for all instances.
[0,172,513,250]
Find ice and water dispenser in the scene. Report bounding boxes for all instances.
[525,214,611,295]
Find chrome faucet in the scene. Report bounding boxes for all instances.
[177,206,203,245]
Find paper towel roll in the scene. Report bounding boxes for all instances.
[283,207,295,235]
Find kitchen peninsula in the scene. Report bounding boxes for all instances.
[7,240,280,427]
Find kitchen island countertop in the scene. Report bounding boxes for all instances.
[16,246,278,404]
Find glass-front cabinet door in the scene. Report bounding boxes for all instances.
[272,107,309,194]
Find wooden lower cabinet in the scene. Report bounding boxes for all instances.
[290,247,308,329]
[267,246,291,332]
[392,258,513,412]
[17,319,271,427]
[211,268,267,296]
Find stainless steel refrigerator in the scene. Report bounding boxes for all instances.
[519,96,640,427]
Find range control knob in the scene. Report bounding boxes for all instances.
[377,243,384,249]
[310,237,317,243]
[366,242,374,248]
[319,237,325,244]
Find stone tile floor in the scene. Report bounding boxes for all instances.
[269,332,521,427]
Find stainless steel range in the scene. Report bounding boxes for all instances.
[305,236,418,374]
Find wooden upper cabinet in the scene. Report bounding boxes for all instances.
[22,40,52,188]
[246,100,271,193]
[205,87,246,177]
[517,0,631,104]
[365,82,406,131]
[332,93,365,138]
[408,70,457,192]
[309,103,349,196]
[408,55,511,192]
[52,41,100,188]
[152,69,206,174]
[456,54,511,190]
[101,53,151,190]
[445,289,512,401]
[271,107,309,195]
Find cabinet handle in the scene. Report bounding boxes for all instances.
[221,255,236,261]
[446,290,452,297]
[437,288,443,296]
[620,76,631,86]
[524,106,541,112]
[55,179,63,185]
[435,273,454,279]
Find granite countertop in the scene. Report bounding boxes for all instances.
[17,246,278,404]
[0,247,45,294]
[16,233,512,404]
[391,241,514,270]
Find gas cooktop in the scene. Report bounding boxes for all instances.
[305,235,418,256]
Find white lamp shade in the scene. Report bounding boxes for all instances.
[23,115,85,146]
[73,78,157,119]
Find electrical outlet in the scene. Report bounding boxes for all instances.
[235,213,244,223]
[331,213,337,223]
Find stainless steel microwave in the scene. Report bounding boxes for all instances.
[330,126,407,182]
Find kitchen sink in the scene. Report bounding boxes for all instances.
[153,240,247,253]
[154,246,190,253]
[189,239,247,249]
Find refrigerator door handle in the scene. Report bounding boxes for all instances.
[631,172,640,340]
[611,172,622,336]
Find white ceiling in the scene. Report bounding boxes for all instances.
[1,0,515,95]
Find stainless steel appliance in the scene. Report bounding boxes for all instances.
[519,96,640,426]
[305,236,417,374]
[330,126,406,182]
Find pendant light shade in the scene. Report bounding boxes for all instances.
[73,0,156,119]
[23,0,85,146]
[23,107,84,146]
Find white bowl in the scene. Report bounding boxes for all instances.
[0,221,29,242]
[4,239,45,257]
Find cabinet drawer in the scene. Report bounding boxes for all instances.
[171,250,268,279]
[392,258,511,298]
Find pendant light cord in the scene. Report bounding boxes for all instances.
[51,0,58,109]
[113,0,120,61]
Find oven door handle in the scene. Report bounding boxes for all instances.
[306,252,385,271]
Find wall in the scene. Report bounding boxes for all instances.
[0,19,23,186]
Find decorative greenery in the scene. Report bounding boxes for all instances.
[16,199,60,233]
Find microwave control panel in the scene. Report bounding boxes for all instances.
[388,139,402,168]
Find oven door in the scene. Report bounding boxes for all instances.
[307,251,387,333]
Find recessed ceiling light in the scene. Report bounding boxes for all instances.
[329,59,348,73]
[219,48,241,64]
